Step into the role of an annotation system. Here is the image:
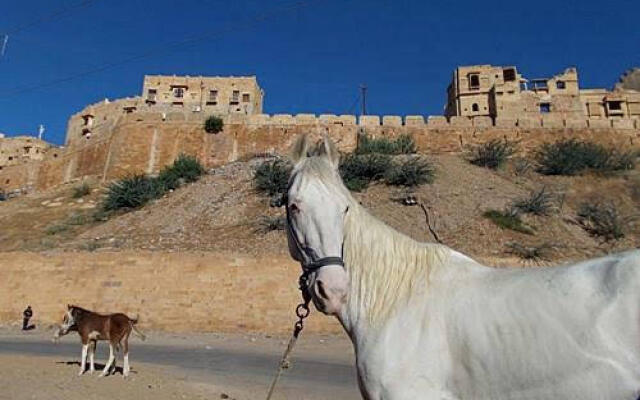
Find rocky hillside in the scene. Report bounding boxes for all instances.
[1,153,639,265]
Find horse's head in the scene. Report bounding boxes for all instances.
[53,304,78,341]
[286,135,351,317]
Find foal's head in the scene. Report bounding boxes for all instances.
[53,305,81,340]
[287,135,352,316]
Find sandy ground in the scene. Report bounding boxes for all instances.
[0,354,223,400]
[0,328,359,400]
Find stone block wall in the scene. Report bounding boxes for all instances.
[1,111,639,194]
[0,251,342,334]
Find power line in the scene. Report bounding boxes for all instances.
[0,0,328,99]
[3,0,97,36]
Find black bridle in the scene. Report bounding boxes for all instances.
[284,197,345,301]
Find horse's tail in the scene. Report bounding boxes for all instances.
[129,314,146,341]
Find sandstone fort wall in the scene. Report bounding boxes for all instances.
[0,251,343,334]
[1,111,639,193]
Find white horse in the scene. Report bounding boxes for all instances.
[285,134,640,400]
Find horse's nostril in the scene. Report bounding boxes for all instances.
[316,280,330,300]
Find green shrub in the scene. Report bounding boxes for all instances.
[72,182,91,199]
[356,134,416,155]
[92,209,113,222]
[204,115,224,134]
[100,155,205,212]
[512,157,533,176]
[102,175,164,211]
[158,154,205,190]
[483,209,534,234]
[536,139,636,175]
[469,139,516,169]
[505,242,552,260]
[67,213,88,226]
[256,215,287,233]
[339,153,392,192]
[511,187,555,216]
[385,157,435,187]
[577,201,628,240]
[254,160,292,197]
[45,223,68,235]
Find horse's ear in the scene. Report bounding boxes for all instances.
[290,134,311,164]
[67,304,71,309]
[321,135,340,169]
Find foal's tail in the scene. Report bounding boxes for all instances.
[129,314,147,341]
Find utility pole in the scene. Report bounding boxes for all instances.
[360,84,367,116]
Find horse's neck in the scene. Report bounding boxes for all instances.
[341,206,451,335]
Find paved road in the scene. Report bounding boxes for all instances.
[0,333,360,399]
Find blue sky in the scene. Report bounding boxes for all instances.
[1,0,638,145]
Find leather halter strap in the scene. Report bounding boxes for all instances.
[285,200,345,274]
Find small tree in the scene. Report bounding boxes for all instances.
[204,115,224,134]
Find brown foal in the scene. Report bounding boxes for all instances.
[54,305,146,377]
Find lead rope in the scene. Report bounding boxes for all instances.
[265,274,312,400]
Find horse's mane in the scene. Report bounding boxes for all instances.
[344,204,450,326]
[70,305,91,313]
[294,147,450,326]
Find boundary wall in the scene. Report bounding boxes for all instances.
[2,111,639,193]
[0,251,342,334]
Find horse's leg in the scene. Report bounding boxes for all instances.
[99,342,115,377]
[88,341,96,374]
[122,335,130,378]
[78,342,88,376]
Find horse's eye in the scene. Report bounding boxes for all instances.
[289,203,300,214]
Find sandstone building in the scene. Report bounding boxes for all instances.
[66,75,263,147]
[142,75,263,115]
[0,136,53,170]
[445,65,640,123]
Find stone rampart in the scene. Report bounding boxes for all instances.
[1,111,639,193]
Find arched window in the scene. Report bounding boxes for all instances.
[472,103,479,112]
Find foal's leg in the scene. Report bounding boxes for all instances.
[100,342,115,377]
[122,336,130,378]
[88,341,96,374]
[79,342,88,376]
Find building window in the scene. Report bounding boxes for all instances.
[469,74,480,89]
[608,101,622,111]
[556,81,566,89]
[503,68,516,82]
[230,90,240,105]
[82,115,94,127]
[242,93,250,103]
[173,87,184,98]
[147,89,157,102]
[172,101,183,107]
[208,90,218,105]
[472,103,479,112]
[540,103,551,113]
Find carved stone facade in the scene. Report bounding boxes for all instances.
[67,75,263,147]
[0,136,53,169]
[445,65,640,123]
[142,75,263,115]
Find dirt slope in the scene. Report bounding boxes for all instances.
[1,155,638,263]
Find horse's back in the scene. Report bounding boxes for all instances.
[438,250,640,399]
